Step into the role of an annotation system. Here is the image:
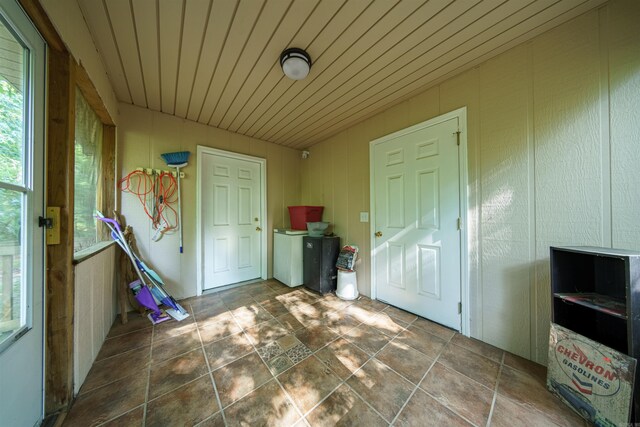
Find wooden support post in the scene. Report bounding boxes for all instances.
[99,125,116,241]
[114,212,137,324]
[18,0,118,418]
[44,49,75,414]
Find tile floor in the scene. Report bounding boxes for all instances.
[63,280,587,426]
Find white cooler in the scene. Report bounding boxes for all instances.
[336,270,358,300]
[273,229,307,287]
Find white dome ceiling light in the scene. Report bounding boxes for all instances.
[280,48,312,80]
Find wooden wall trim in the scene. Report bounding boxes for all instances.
[74,61,115,126]
[19,1,115,127]
[19,0,118,416]
[45,49,75,414]
[17,0,64,51]
[100,125,116,239]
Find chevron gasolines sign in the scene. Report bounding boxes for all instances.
[547,324,636,426]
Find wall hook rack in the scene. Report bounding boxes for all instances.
[134,167,185,178]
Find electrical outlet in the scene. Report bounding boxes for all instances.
[360,212,369,222]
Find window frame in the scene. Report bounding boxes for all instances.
[73,85,104,253]
[72,64,116,261]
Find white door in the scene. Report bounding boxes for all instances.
[200,149,264,289]
[372,115,461,330]
[0,0,46,425]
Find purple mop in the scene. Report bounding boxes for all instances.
[129,280,170,324]
[97,212,171,325]
[107,221,189,320]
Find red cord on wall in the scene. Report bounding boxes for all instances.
[119,170,179,233]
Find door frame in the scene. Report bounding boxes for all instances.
[0,0,46,423]
[196,146,267,295]
[369,107,470,336]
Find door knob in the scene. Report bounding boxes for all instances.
[256,226,262,231]
[375,231,382,238]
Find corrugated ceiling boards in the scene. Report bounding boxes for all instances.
[77,0,606,148]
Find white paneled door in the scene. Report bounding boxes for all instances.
[372,114,462,330]
[200,149,264,290]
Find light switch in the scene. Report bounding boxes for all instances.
[360,212,369,223]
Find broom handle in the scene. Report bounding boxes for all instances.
[97,215,148,286]
[177,165,183,253]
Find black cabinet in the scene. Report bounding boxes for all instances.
[303,236,340,294]
[551,246,640,416]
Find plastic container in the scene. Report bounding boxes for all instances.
[288,206,324,230]
[307,221,329,237]
[336,270,359,300]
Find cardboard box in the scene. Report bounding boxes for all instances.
[547,323,636,426]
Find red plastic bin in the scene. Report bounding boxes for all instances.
[288,206,324,230]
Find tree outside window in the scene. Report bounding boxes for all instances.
[74,87,103,252]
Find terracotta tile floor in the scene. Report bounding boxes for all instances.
[64,280,588,426]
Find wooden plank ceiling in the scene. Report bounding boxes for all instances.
[78,0,606,148]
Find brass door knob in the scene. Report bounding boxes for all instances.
[256,226,262,231]
[375,231,382,238]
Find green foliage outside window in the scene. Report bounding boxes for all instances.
[74,87,103,252]
[2,81,105,251]
[0,78,22,244]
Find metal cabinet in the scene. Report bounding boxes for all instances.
[303,236,340,294]
[551,246,640,419]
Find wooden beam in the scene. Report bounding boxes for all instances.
[19,0,119,416]
[19,1,115,126]
[17,0,65,52]
[100,124,116,240]
[44,48,75,414]
[74,61,115,126]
